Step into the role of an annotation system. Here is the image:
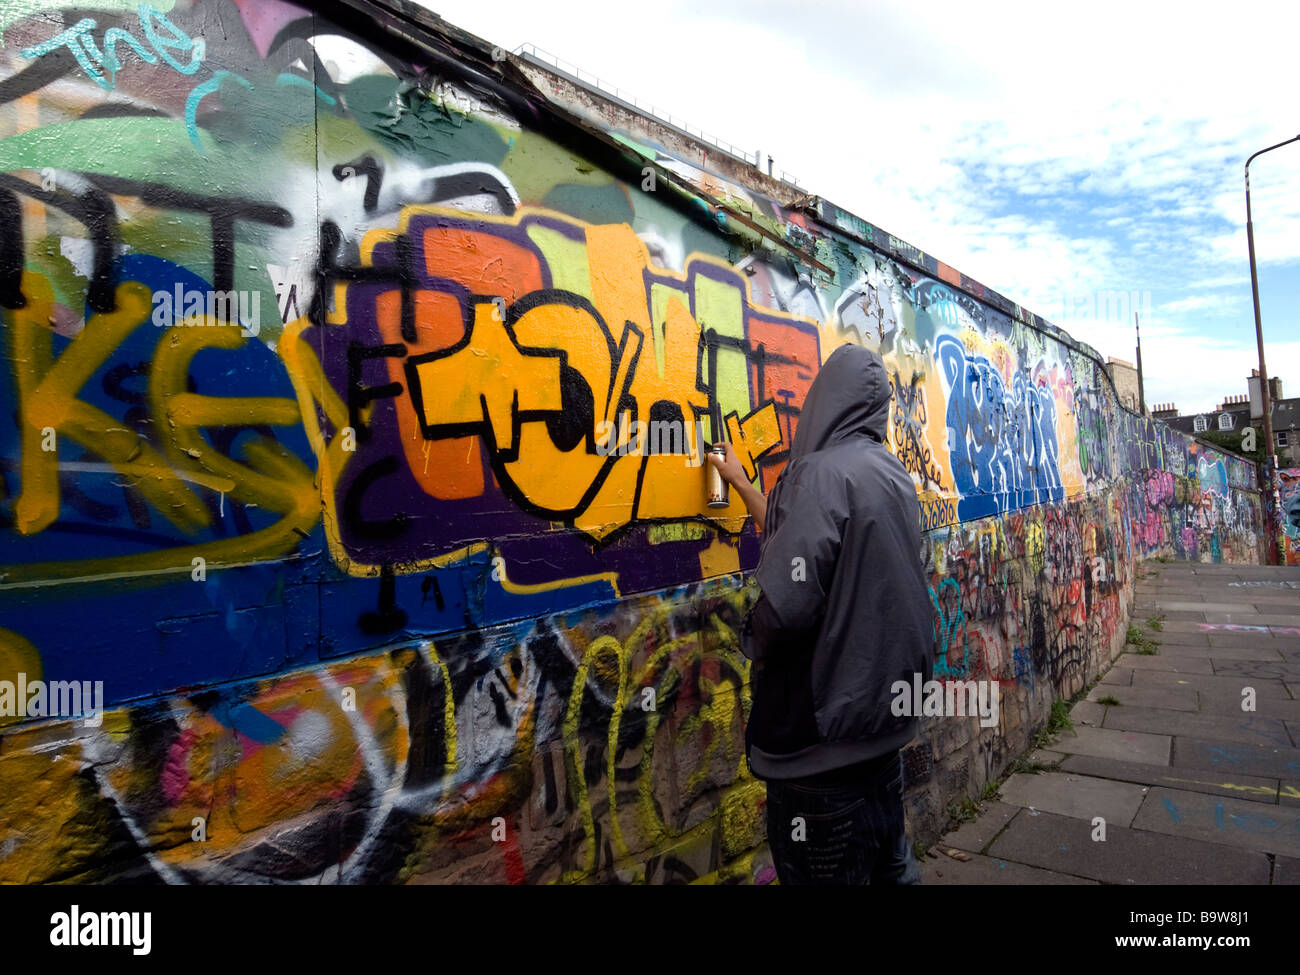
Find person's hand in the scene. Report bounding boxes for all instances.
[707,440,767,530]
[707,441,748,486]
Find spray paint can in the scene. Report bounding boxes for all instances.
[707,444,729,508]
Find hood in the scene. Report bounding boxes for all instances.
[788,344,891,463]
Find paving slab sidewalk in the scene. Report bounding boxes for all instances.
[921,559,1300,885]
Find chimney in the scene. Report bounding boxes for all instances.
[1248,373,1264,419]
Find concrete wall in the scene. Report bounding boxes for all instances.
[0,0,1264,883]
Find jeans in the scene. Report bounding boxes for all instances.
[764,751,921,885]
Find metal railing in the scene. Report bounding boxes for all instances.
[514,43,804,191]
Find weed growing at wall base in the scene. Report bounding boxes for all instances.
[1032,699,1074,749]
[1126,624,1160,655]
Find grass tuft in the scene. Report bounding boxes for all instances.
[1126,623,1160,655]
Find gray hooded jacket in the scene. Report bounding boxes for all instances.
[741,344,935,779]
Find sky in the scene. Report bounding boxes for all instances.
[418,0,1300,416]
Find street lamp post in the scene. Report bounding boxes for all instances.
[1245,134,1300,564]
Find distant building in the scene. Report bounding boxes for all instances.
[1155,373,1299,463]
[1106,357,1142,413]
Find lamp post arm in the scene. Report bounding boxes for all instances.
[1246,134,1300,176]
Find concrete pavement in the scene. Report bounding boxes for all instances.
[922,560,1300,885]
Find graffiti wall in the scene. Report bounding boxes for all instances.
[1281,468,1300,564]
[0,0,1263,883]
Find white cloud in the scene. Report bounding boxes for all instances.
[1161,294,1242,315]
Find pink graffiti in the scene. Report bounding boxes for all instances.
[1141,511,1164,549]
[160,727,197,804]
[1145,470,1174,507]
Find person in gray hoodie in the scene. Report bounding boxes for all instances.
[708,342,934,884]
